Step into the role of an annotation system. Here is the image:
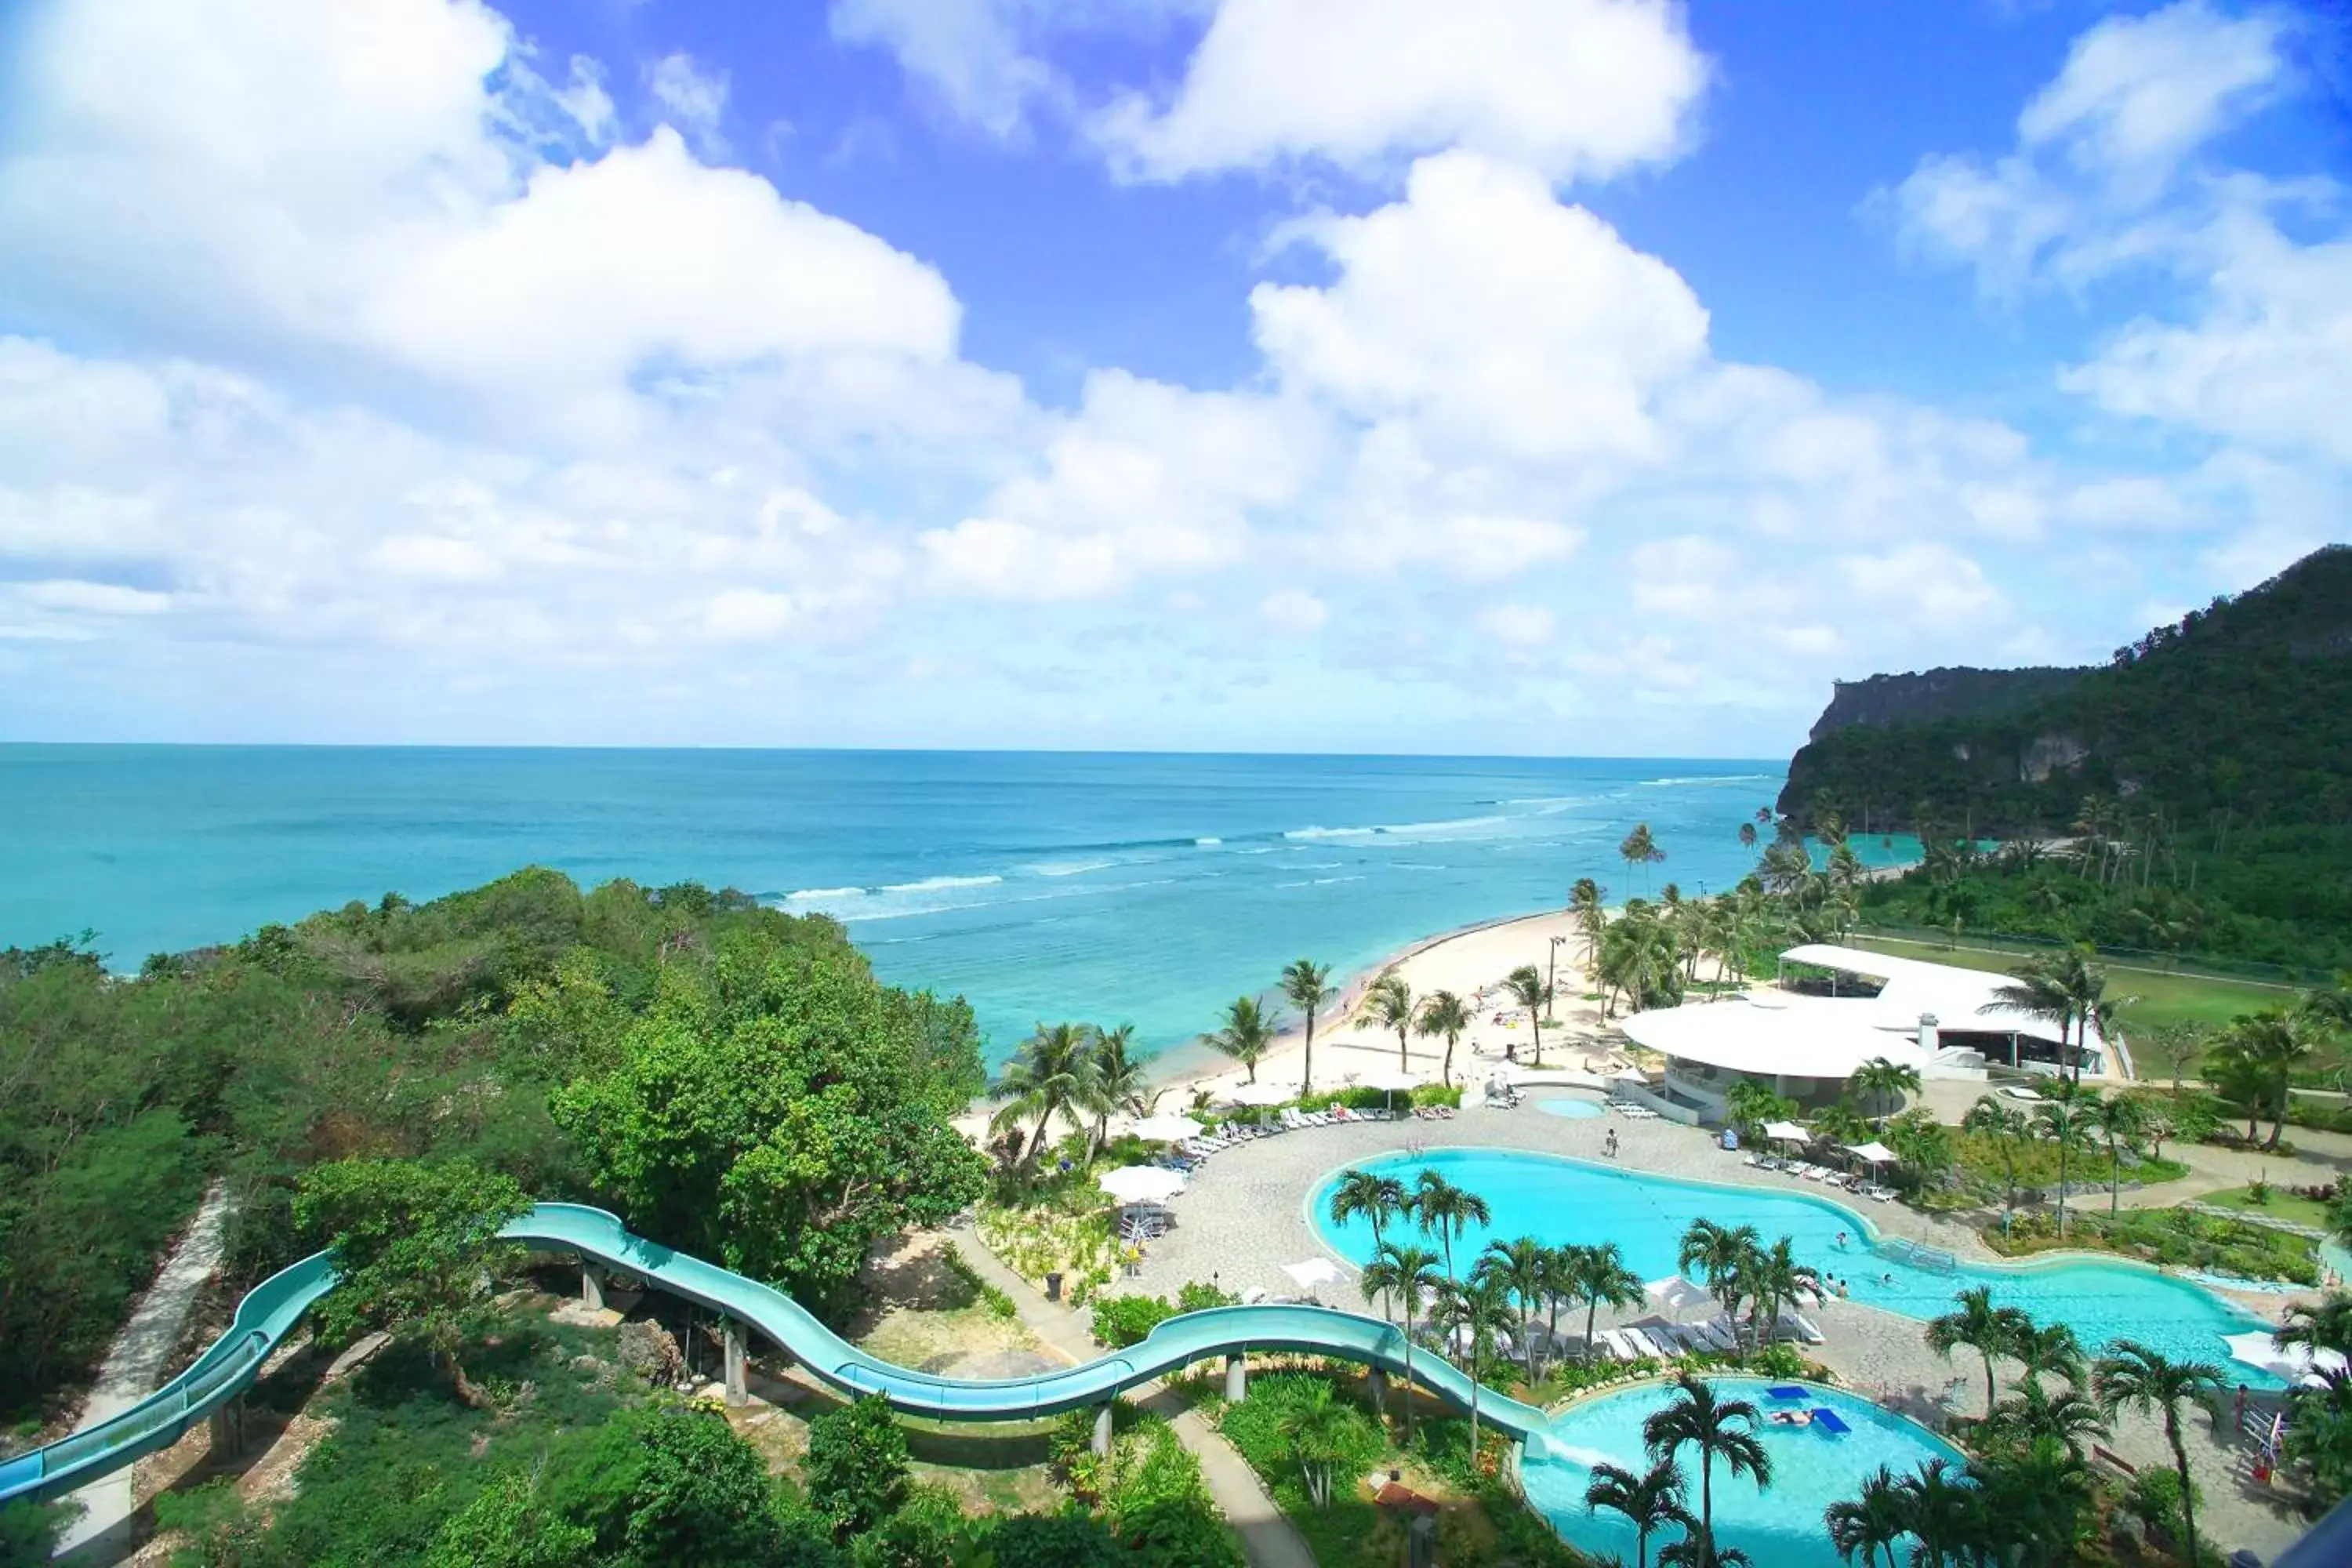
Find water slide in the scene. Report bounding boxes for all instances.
[0,1202,1549,1510]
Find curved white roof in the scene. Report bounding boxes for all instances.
[1780,943,2094,1048]
[1621,993,1934,1080]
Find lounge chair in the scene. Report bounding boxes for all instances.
[1599,1330,1635,1362]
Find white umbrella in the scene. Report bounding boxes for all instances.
[1099,1165,1187,1205]
[1283,1258,1343,1294]
[1357,1065,1421,1112]
[1130,1112,1204,1143]
[1762,1120,1809,1144]
[2225,1331,2347,1384]
[1845,1141,1900,1167]
[1224,1081,1291,1107]
[1644,1275,1715,1319]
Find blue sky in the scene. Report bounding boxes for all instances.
[0,0,2346,756]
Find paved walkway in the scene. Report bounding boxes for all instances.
[58,1183,233,1563]
[948,1224,1314,1568]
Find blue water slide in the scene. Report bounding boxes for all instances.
[0,1203,1547,1509]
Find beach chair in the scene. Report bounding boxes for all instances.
[1598,1330,1635,1363]
[1695,1318,1739,1352]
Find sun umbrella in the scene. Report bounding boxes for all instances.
[1762,1120,1809,1144]
[2225,1331,2347,1384]
[1844,1141,1900,1168]
[1283,1258,1343,1290]
[1224,1081,1291,1107]
[1643,1275,1716,1319]
[1098,1165,1186,1205]
[1357,1065,1421,1113]
[1130,1112,1204,1143]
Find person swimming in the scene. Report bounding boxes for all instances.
[1767,1409,1813,1427]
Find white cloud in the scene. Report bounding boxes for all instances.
[1096,0,1708,183]
[830,0,1060,139]
[2016,1,2285,189]
[646,52,730,156]
[1258,587,1329,633]
[1475,603,1553,648]
[1254,153,1708,463]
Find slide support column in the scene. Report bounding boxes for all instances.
[1225,1352,1247,1403]
[207,1396,244,1460]
[723,1322,747,1407]
[581,1260,605,1311]
[1091,1402,1114,1457]
[1369,1367,1389,1417]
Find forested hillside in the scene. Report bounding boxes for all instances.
[1780,546,2352,973]
[0,870,988,1424]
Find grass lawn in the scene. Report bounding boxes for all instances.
[1847,934,2293,1033]
[2199,1185,2336,1229]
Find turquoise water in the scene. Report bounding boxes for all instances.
[0,746,1874,1065]
[1536,1097,1608,1120]
[1523,1376,1962,1568]
[1312,1149,2277,1384]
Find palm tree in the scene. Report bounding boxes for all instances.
[2034,1096,2092,1236]
[1656,1534,1754,1568]
[1642,1372,1770,1553]
[1431,1276,1515,1457]
[2093,1341,2224,1567]
[1505,964,1550,1066]
[1328,1168,1410,1254]
[1279,958,1336,1097]
[1570,878,1609,983]
[1206,994,1276,1084]
[1722,1081,1795,1146]
[2212,1007,2320,1149]
[2277,1290,2352,1359]
[1970,1435,2092,1566]
[1984,948,2110,1083]
[1893,1457,1976,1568]
[1586,1458,1693,1568]
[1620,822,1666,895]
[1737,821,1758,852]
[1987,1377,2107,1459]
[2013,1321,2086,1392]
[1824,1465,1908,1568]
[1357,972,1416,1072]
[2089,1094,2147,1217]
[1573,1241,1643,1364]
[1276,1379,1352,1508]
[989,1022,1101,1168]
[1084,1023,1152,1156]
[1961,1097,2030,1235]
[1742,1237,1817,1350]
[1410,1168,1490,1281]
[1415,989,1472,1087]
[1477,1236,1552,1381]
[1848,1056,1922,1128]
[1678,1220,1760,1348]
[1364,1240,1440,1443]
[1924,1286,2028,1414]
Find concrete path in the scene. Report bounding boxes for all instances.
[57,1182,233,1563]
[948,1225,1315,1568]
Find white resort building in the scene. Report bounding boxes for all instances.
[1613,943,2113,1125]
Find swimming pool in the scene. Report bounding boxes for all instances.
[1310,1148,2277,1384]
[1535,1096,1606,1120]
[1522,1376,1962,1568]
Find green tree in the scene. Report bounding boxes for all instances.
[1363,1240,1440,1443]
[1848,1056,1922,1127]
[1642,1372,1770,1557]
[989,1023,1102,1167]
[426,1470,597,1568]
[2090,1094,2147,1217]
[1356,973,1417,1073]
[1430,1275,1516,1456]
[1985,1378,2107,1460]
[1279,960,1336,1097]
[1924,1287,2029,1416]
[1585,1458,1692,1568]
[1677,1221,1760,1350]
[1620,823,1666,896]
[293,1156,531,1405]
[547,1405,801,1568]
[1414,989,1473,1088]
[2093,1341,2225,1568]
[1962,1096,2031,1235]
[554,944,988,1312]
[2210,1007,2320,1150]
[1504,964,1551,1066]
[1328,1169,1410,1298]
[1891,1457,1978,1568]
[1410,1167,1490,1281]
[1083,1024,1152,1159]
[1570,1242,1643,1366]
[2034,1094,2093,1237]
[1722,1081,1795,1146]
[806,1395,911,1539]
[1823,1465,1907,1568]
[1740,1238,1816,1352]
[2013,1321,2087,1393]
[1476,1236,1553,1381]
[980,1513,1123,1567]
[1273,1380,1356,1508]
[1569,879,1610,985]
[1205,996,1277,1085]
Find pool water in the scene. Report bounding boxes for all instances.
[1311,1148,2277,1385]
[1535,1096,1606,1120]
[1523,1376,1962,1568]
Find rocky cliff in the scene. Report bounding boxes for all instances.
[1803,666,2089,743]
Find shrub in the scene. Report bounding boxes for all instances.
[1090,1294,1178,1348]
[2125,1467,2198,1550]
[806,1396,911,1539]
[983,1513,1124,1567]
[1413,1083,1465,1109]
[1176,1280,1239,1313]
[851,1483,967,1568]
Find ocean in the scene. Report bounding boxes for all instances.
[0,747,1904,1066]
